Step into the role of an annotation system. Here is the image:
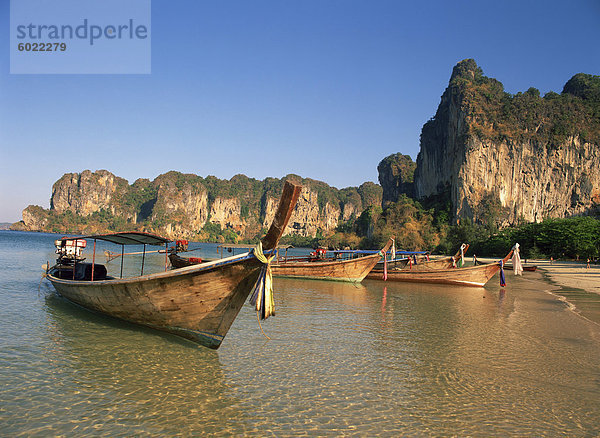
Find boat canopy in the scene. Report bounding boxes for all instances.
[58,232,171,246]
[217,244,294,250]
[334,250,430,255]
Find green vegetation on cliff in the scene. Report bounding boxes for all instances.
[15,60,599,257]
[446,216,600,260]
[442,59,600,147]
[16,170,384,244]
[347,191,600,259]
[309,61,600,254]
[377,153,416,206]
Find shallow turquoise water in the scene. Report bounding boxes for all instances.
[1,231,600,436]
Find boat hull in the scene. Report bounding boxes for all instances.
[271,254,382,283]
[171,239,392,283]
[48,255,262,349]
[504,264,537,272]
[366,262,504,287]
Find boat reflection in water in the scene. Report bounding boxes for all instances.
[4,228,599,437]
[41,292,256,436]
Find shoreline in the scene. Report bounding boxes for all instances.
[468,255,600,295]
[529,259,600,296]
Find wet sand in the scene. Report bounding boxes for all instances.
[532,259,600,295]
[465,256,600,325]
[469,256,600,295]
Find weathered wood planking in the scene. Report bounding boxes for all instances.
[271,254,382,283]
[49,255,262,347]
[172,240,393,283]
[47,181,302,349]
[366,251,513,287]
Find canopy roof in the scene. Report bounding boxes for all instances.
[217,244,426,255]
[58,232,171,246]
[217,243,294,249]
[326,250,430,255]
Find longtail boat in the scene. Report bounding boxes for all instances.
[366,244,470,280]
[408,243,470,270]
[366,250,514,287]
[168,253,217,268]
[172,240,394,283]
[45,181,302,349]
[270,239,392,282]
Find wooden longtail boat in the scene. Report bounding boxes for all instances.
[366,244,470,280]
[366,250,514,287]
[409,243,470,270]
[45,181,302,349]
[168,253,217,268]
[271,239,392,282]
[171,240,394,283]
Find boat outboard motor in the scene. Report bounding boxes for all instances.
[55,239,87,264]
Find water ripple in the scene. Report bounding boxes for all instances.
[2,232,600,436]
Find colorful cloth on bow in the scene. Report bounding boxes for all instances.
[383,253,388,281]
[499,260,506,287]
[249,241,275,319]
[458,243,466,267]
[512,243,523,276]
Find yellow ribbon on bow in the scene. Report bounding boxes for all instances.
[250,241,276,320]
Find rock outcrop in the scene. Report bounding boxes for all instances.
[262,186,342,237]
[19,206,49,231]
[51,170,130,217]
[413,59,600,224]
[377,153,416,206]
[208,198,243,231]
[16,170,382,239]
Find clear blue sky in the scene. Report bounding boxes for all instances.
[1,0,599,222]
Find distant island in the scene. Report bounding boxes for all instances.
[12,60,600,259]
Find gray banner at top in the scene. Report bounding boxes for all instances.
[10,0,151,74]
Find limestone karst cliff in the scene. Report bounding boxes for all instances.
[377,153,416,207]
[51,170,131,218]
[410,59,600,224]
[14,60,599,244]
[16,170,382,240]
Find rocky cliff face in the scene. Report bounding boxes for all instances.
[377,153,416,206]
[51,170,130,217]
[151,176,210,237]
[261,186,342,237]
[413,59,600,224]
[21,206,49,231]
[18,170,382,240]
[208,198,243,231]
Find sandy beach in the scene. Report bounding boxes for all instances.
[532,259,600,295]
[465,255,600,295]
[466,255,600,326]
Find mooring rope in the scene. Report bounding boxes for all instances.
[38,273,46,295]
[255,311,271,340]
[38,262,50,295]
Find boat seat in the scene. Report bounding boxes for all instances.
[74,263,108,281]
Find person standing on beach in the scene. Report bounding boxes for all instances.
[587,258,591,269]
[550,256,554,264]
